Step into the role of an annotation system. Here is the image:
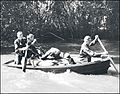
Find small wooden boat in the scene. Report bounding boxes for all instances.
[3,57,111,74]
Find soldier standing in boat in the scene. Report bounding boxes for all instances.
[79,35,108,62]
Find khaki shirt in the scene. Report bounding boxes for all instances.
[80,43,95,58]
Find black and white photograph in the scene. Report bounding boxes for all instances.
[1,0,119,93]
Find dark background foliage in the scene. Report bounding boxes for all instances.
[1,0,119,45]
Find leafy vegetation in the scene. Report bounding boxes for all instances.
[1,0,119,45]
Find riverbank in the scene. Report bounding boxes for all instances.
[1,54,119,93]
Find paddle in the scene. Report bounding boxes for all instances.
[21,49,28,72]
[3,60,14,65]
[21,37,37,72]
[21,39,38,72]
[97,37,119,74]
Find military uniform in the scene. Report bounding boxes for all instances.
[26,39,39,59]
[14,37,27,64]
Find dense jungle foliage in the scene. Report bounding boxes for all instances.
[1,0,119,46]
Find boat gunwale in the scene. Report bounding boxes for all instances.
[4,59,110,69]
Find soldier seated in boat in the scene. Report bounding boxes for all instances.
[26,34,43,66]
[14,32,42,66]
[79,35,108,62]
[26,34,40,59]
[41,47,75,65]
[14,31,27,65]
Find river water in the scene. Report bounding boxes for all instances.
[1,40,119,93]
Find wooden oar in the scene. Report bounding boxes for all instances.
[21,44,36,72]
[98,38,119,74]
[3,60,14,65]
[22,49,28,72]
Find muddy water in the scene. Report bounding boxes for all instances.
[1,40,119,93]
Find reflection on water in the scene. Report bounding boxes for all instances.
[1,40,119,93]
